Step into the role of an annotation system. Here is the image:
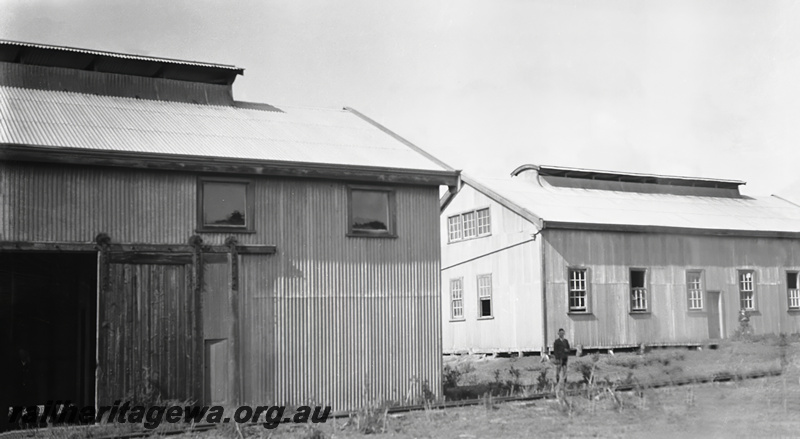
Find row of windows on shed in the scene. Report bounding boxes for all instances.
[449,274,493,320]
[447,208,491,242]
[198,179,397,237]
[566,268,800,314]
[447,269,800,320]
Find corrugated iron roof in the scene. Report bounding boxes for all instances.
[0,86,448,172]
[463,173,800,234]
[513,164,746,188]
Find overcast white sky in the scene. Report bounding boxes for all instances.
[2,0,799,199]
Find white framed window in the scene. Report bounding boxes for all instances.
[448,208,491,243]
[463,211,477,239]
[568,268,588,313]
[476,208,491,236]
[630,269,648,312]
[447,216,462,242]
[739,270,755,311]
[788,271,800,310]
[687,270,704,311]
[450,278,464,320]
[477,274,492,318]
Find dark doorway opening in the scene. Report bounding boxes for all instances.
[1,252,97,429]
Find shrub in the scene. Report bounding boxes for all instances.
[442,365,462,389]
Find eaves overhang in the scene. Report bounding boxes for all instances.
[541,221,800,239]
[0,143,459,186]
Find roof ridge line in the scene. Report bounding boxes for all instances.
[343,107,457,172]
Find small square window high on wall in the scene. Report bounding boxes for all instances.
[347,186,396,238]
[197,178,254,232]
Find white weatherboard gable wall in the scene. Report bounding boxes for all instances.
[441,183,544,354]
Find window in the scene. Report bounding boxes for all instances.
[448,208,491,242]
[477,274,492,318]
[738,270,756,310]
[348,187,396,237]
[630,269,648,312]
[788,271,800,310]
[686,270,704,311]
[476,208,491,235]
[463,211,477,239]
[448,216,462,241]
[450,278,464,320]
[198,178,254,232]
[568,268,588,313]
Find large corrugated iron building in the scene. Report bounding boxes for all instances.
[0,40,458,419]
[441,164,800,354]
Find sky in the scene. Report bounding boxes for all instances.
[1,0,799,199]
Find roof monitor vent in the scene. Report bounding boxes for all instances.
[511,164,745,198]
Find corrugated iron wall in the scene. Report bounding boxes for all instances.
[543,229,800,347]
[0,163,196,243]
[0,62,234,105]
[239,180,442,411]
[2,162,443,411]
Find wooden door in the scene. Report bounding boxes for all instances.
[97,253,201,405]
[201,253,235,405]
[707,291,722,339]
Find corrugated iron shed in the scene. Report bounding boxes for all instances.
[463,172,800,234]
[0,85,448,172]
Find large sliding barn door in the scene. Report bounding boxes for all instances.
[97,253,201,405]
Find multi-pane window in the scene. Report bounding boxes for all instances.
[568,269,588,313]
[476,208,491,235]
[477,274,492,318]
[630,269,648,312]
[739,270,755,310]
[348,187,396,237]
[450,278,464,319]
[448,208,491,242]
[788,271,800,310]
[462,211,477,239]
[687,271,704,311]
[448,216,462,242]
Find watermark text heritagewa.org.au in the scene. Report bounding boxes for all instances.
[8,400,331,429]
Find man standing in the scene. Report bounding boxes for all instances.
[553,328,570,385]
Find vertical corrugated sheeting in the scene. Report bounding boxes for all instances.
[0,62,234,105]
[0,162,196,244]
[2,161,444,411]
[240,180,442,411]
[544,230,800,348]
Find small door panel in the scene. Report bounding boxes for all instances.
[707,291,722,339]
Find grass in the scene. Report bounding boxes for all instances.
[441,336,791,400]
[6,337,799,438]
